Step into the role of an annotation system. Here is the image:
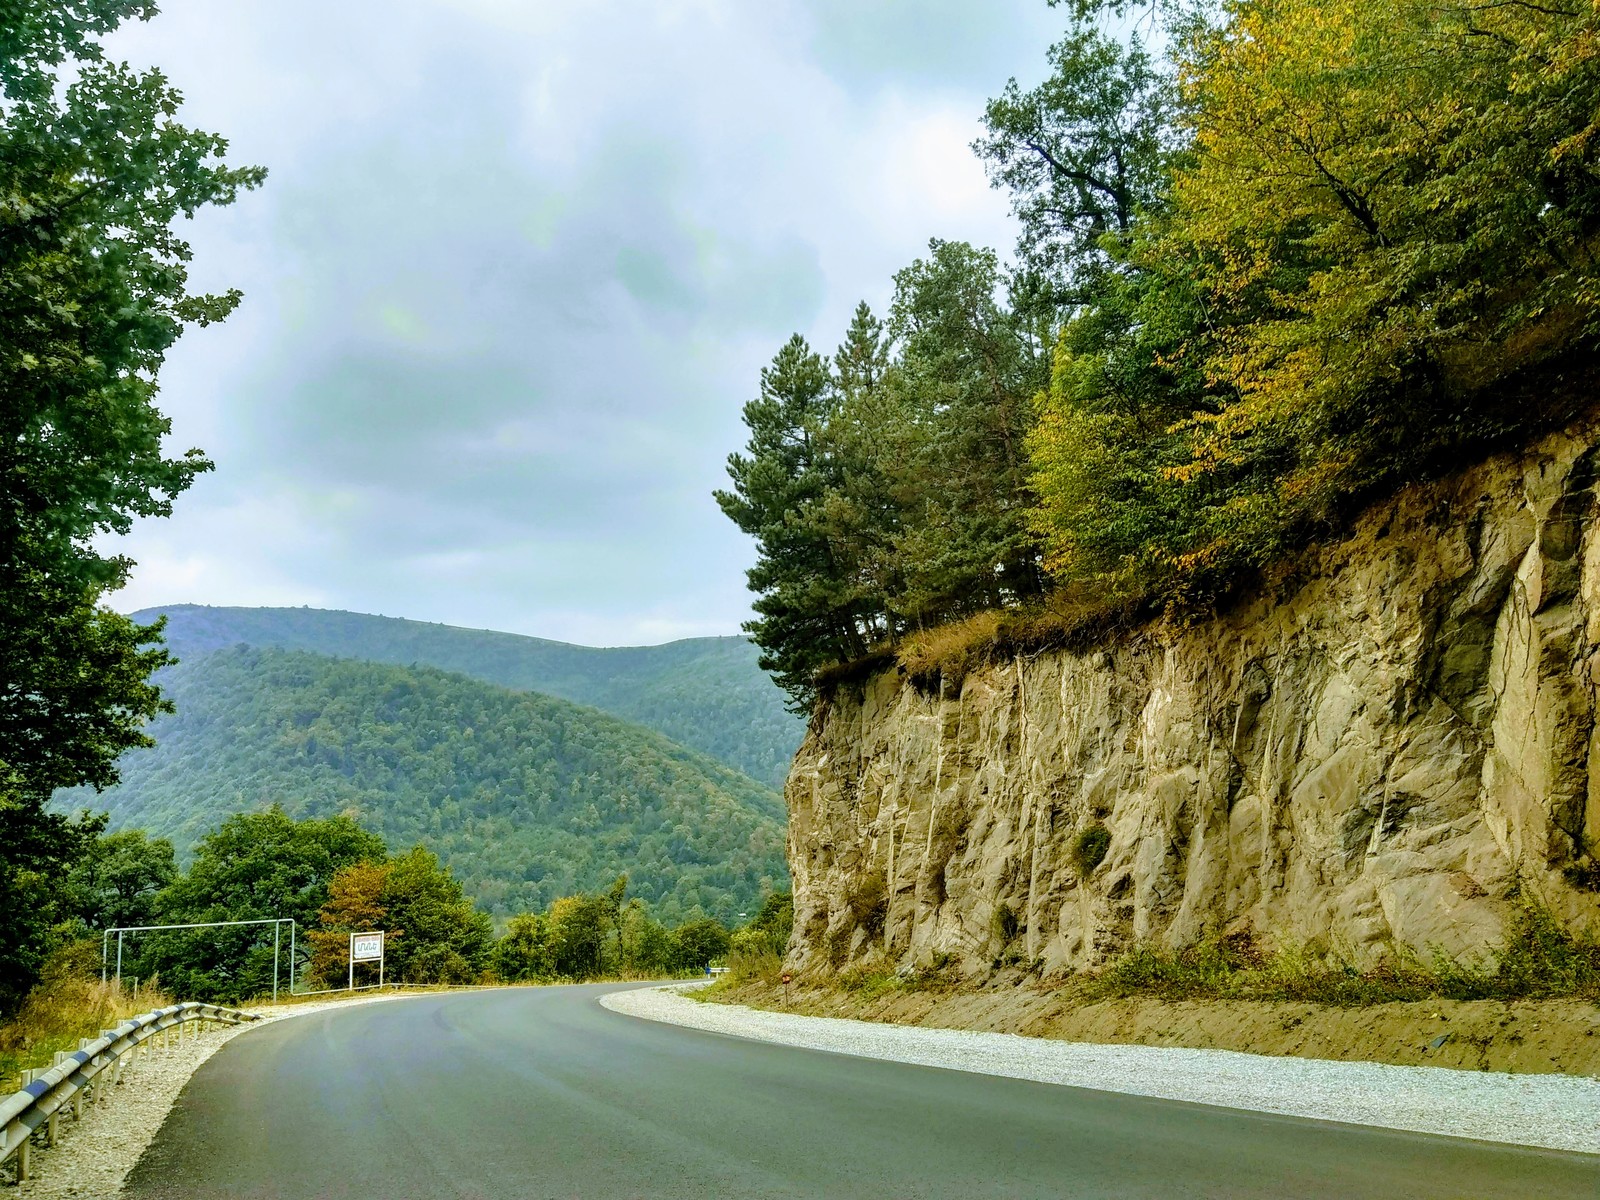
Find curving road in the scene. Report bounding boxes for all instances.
[121,983,1599,1199]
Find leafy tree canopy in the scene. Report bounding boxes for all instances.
[69,647,788,923]
[721,0,1600,707]
[0,1,261,1012]
[133,605,803,789]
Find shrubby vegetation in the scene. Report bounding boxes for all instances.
[5,812,787,1012]
[136,605,804,789]
[70,646,788,924]
[491,879,741,983]
[722,891,796,983]
[722,0,1600,704]
[0,941,163,1093]
[1080,904,1600,1006]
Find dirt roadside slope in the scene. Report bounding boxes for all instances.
[711,979,1600,1075]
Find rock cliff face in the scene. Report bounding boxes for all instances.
[785,424,1600,977]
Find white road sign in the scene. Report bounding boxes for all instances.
[350,932,384,962]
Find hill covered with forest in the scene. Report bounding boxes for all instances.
[131,605,805,789]
[65,646,788,923]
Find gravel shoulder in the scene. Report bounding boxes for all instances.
[601,984,1600,1154]
[11,992,411,1200]
[716,976,1600,1075]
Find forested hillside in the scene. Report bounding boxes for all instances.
[720,0,1600,705]
[133,605,803,788]
[65,647,787,923]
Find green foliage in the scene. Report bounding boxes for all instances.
[0,2,259,1012]
[0,941,158,1093]
[492,912,554,982]
[0,805,103,1014]
[716,333,873,705]
[379,846,492,985]
[133,605,803,790]
[0,0,260,600]
[723,891,794,983]
[836,968,905,1002]
[1081,906,1600,1005]
[544,891,612,980]
[59,828,176,932]
[669,917,732,972]
[719,244,1050,705]
[489,879,722,983]
[620,900,674,976]
[71,646,788,924]
[1070,823,1111,877]
[974,23,1175,310]
[139,808,385,1003]
[745,890,794,950]
[886,241,1050,622]
[1023,1,1600,613]
[734,2,1600,704]
[1433,904,1600,1002]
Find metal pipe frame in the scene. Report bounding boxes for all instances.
[100,919,298,999]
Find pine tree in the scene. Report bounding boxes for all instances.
[716,336,863,707]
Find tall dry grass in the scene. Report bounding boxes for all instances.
[0,941,169,1093]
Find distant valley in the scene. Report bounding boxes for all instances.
[135,605,805,789]
[57,607,803,922]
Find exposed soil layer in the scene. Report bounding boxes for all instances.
[712,979,1600,1075]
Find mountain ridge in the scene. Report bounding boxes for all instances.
[130,604,803,789]
[70,645,788,922]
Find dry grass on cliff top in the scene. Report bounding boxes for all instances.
[818,589,1151,698]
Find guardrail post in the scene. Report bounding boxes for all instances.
[2,1000,258,1183]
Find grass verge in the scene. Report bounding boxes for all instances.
[0,943,168,1094]
[1075,904,1600,1006]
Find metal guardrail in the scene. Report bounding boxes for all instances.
[0,1000,259,1183]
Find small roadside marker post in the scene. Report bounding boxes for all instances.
[349,930,385,992]
[782,971,792,1006]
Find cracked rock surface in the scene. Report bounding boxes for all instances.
[788,421,1600,978]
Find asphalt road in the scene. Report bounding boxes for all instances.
[120,983,1599,1199]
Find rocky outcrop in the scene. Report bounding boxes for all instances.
[785,424,1600,977]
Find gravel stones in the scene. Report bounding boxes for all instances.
[602,985,1600,1154]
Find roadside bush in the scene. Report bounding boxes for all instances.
[670,919,731,973]
[837,968,903,1003]
[0,941,167,1092]
[1078,904,1600,1006]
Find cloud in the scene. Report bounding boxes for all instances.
[798,0,1063,93]
[103,0,1052,644]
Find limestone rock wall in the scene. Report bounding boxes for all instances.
[785,425,1600,977]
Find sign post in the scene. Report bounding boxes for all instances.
[349,930,385,992]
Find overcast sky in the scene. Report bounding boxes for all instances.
[105,0,1062,646]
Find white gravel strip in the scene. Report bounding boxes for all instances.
[602,985,1600,1155]
[11,993,411,1200]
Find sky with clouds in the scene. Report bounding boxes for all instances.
[105,0,1065,646]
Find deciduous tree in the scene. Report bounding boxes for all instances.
[0,0,262,1011]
